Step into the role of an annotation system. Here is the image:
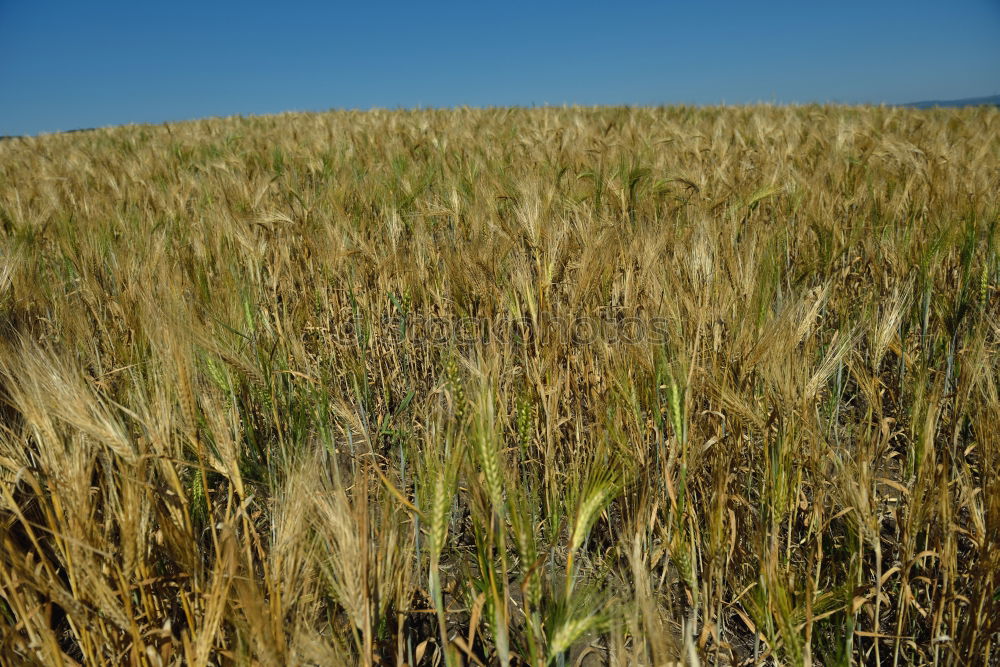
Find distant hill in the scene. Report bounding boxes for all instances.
[902,94,1000,109]
[2,127,98,141]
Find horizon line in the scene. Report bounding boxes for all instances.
[5,96,999,140]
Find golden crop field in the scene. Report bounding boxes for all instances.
[1,106,998,665]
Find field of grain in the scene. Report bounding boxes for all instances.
[0,106,998,665]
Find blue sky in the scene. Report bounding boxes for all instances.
[2,0,999,136]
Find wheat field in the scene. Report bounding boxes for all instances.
[0,106,998,665]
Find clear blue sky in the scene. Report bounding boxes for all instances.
[2,0,999,136]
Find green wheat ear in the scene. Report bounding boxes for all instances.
[428,473,451,558]
[668,375,685,445]
[471,385,505,512]
[515,395,535,452]
[509,494,541,607]
[569,479,614,555]
[547,614,603,663]
[545,590,609,664]
[202,354,230,394]
[980,263,989,306]
[446,357,466,419]
[189,466,206,525]
[567,466,621,584]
